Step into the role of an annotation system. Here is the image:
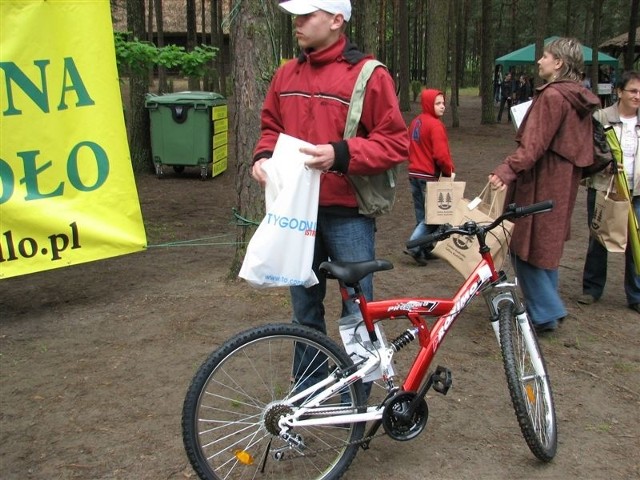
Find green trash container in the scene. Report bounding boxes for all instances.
[145,91,228,180]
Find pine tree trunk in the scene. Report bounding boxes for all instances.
[377,0,387,63]
[425,0,449,94]
[480,0,495,124]
[280,10,294,60]
[450,0,462,128]
[534,1,547,88]
[590,0,603,97]
[398,2,410,111]
[212,0,226,94]
[127,0,152,172]
[229,0,278,277]
[625,0,639,71]
[154,0,168,93]
[186,0,200,90]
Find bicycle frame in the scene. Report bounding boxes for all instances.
[286,201,557,432]
[363,262,495,392]
[285,248,512,430]
[355,248,500,393]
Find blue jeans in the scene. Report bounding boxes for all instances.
[512,254,566,326]
[582,188,640,305]
[290,212,376,329]
[407,177,438,256]
[290,212,375,395]
[410,177,426,225]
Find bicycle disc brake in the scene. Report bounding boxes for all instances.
[381,391,428,441]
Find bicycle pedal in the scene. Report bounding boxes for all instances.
[431,365,452,395]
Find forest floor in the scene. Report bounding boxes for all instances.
[1,91,639,480]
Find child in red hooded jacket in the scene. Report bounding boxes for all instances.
[405,89,455,265]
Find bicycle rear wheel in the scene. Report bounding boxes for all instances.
[182,323,366,480]
[498,301,557,461]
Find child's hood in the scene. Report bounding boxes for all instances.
[420,88,444,117]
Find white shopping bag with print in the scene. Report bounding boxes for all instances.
[239,134,321,288]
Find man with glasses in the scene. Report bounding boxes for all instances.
[580,71,640,313]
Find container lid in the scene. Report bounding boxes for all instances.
[145,91,225,107]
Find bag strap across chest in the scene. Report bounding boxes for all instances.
[344,60,384,139]
[343,59,398,218]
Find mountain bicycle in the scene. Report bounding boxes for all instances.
[182,200,558,480]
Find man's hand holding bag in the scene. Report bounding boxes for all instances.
[239,134,321,288]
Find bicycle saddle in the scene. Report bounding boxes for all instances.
[319,259,393,285]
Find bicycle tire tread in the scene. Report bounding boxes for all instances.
[498,302,558,462]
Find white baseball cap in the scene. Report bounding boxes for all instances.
[278,0,352,22]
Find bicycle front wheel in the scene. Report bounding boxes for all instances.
[182,323,366,480]
[498,301,557,461]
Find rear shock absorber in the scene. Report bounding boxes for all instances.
[390,327,419,352]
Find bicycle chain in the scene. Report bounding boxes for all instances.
[286,429,387,460]
[283,406,388,459]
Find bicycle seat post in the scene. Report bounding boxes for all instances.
[337,279,378,344]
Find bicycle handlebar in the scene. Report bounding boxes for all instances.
[406,200,554,250]
[512,200,553,217]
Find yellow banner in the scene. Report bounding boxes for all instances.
[0,0,147,279]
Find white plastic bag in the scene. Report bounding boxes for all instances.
[239,134,321,288]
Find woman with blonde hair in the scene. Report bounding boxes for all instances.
[489,37,601,333]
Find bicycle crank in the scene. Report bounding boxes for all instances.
[381,391,428,441]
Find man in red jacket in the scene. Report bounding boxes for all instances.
[251,0,408,390]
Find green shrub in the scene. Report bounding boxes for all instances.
[114,32,218,80]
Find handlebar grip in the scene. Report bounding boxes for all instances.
[406,233,438,250]
[405,224,451,249]
[407,233,437,248]
[514,200,554,217]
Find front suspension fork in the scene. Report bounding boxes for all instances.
[483,280,526,344]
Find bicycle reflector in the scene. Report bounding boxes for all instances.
[234,449,254,465]
[525,384,536,404]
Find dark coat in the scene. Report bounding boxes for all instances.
[516,80,532,103]
[492,80,600,269]
[501,77,515,100]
